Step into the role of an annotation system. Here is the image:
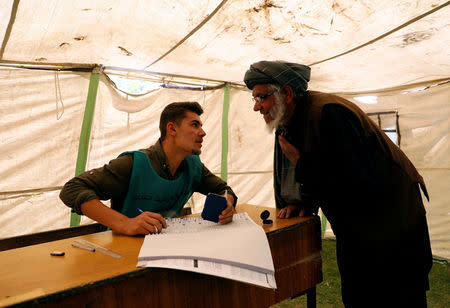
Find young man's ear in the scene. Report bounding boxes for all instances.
[281,85,295,104]
[166,122,177,136]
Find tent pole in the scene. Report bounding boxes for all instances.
[220,84,230,181]
[321,213,327,237]
[70,67,101,227]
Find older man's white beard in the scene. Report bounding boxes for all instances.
[266,95,286,133]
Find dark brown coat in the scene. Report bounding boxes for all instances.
[276,90,432,306]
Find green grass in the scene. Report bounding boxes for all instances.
[272,239,449,308]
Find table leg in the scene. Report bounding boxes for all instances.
[306,287,316,308]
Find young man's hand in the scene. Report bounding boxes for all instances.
[122,211,167,235]
[80,199,167,236]
[219,194,236,224]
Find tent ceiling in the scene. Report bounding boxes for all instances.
[0,0,449,92]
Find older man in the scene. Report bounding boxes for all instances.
[60,102,237,236]
[244,61,432,308]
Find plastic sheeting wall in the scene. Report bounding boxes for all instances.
[339,83,450,260]
[395,84,449,260]
[0,68,276,237]
[0,69,89,235]
[0,68,448,259]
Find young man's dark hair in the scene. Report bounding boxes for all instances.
[159,102,204,140]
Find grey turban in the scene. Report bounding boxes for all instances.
[243,61,311,95]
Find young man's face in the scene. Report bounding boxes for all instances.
[173,111,206,155]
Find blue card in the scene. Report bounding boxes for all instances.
[201,193,227,223]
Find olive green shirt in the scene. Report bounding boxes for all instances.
[60,140,237,215]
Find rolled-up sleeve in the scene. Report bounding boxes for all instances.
[59,154,133,215]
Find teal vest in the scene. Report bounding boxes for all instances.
[119,151,202,218]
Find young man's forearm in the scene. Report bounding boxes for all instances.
[80,199,129,233]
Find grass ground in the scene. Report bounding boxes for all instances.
[272,239,449,308]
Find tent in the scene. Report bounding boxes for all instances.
[0,0,448,260]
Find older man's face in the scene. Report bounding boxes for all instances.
[252,84,285,131]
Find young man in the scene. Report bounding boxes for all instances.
[243,61,432,308]
[60,102,237,236]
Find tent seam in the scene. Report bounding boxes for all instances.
[308,1,450,67]
[144,0,229,69]
[0,0,20,60]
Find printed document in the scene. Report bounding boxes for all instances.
[137,212,276,289]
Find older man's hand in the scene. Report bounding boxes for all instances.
[278,134,301,165]
[278,205,305,219]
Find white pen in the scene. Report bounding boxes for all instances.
[72,242,95,252]
[138,208,163,233]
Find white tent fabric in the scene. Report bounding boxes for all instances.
[1,0,449,90]
[0,1,449,259]
[1,68,448,259]
[0,69,275,234]
[340,84,450,260]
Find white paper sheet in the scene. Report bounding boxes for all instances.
[137,212,276,289]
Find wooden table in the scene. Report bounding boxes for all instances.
[0,204,322,308]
